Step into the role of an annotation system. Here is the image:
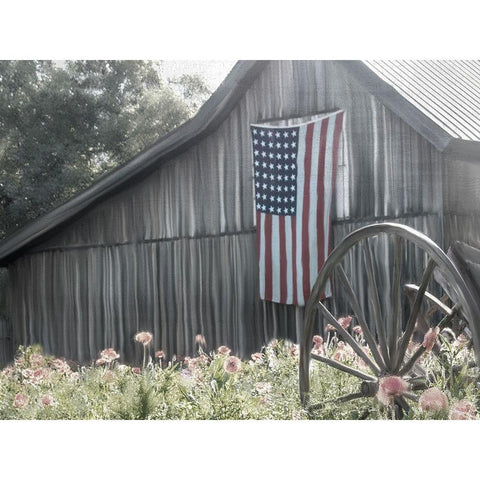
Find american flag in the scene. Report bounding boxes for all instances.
[251,110,344,306]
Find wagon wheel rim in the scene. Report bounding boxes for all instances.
[299,222,480,415]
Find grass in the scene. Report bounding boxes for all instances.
[0,333,478,420]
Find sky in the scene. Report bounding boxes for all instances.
[52,60,236,93]
[159,60,236,91]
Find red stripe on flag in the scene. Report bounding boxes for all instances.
[256,210,261,261]
[264,213,273,301]
[317,118,329,274]
[279,215,287,303]
[291,214,297,305]
[302,123,314,302]
[256,210,262,295]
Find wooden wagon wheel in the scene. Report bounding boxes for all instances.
[299,223,480,417]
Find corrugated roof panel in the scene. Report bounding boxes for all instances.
[364,60,480,141]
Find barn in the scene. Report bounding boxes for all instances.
[1,60,480,365]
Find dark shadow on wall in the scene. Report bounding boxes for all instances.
[0,268,14,366]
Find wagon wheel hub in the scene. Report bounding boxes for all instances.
[360,380,378,397]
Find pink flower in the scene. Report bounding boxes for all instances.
[338,315,353,330]
[453,333,469,349]
[13,393,29,408]
[31,368,49,384]
[289,345,299,358]
[312,335,325,355]
[422,326,440,353]
[155,350,165,359]
[326,324,336,332]
[103,371,115,383]
[450,399,476,420]
[194,334,206,347]
[14,357,25,367]
[353,325,363,335]
[51,358,71,374]
[40,395,54,408]
[131,367,142,375]
[21,368,35,380]
[251,352,263,363]
[217,345,231,355]
[333,341,347,362]
[187,355,209,371]
[100,348,120,363]
[419,387,449,412]
[187,357,199,370]
[96,358,106,366]
[1,366,15,378]
[134,331,153,346]
[312,345,326,356]
[29,353,45,368]
[377,376,410,406]
[198,354,209,365]
[224,356,241,374]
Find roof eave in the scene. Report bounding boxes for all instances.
[443,138,480,163]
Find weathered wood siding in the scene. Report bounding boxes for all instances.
[7,61,444,364]
[443,150,480,250]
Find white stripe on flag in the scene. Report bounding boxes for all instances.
[259,212,266,299]
[295,124,307,306]
[271,214,280,302]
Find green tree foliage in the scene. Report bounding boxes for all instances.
[0,60,211,238]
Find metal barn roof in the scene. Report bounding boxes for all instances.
[364,60,480,142]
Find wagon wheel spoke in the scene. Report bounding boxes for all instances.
[398,303,461,376]
[307,392,366,411]
[363,237,390,368]
[404,283,453,316]
[398,346,426,377]
[402,391,419,402]
[425,294,452,318]
[336,265,387,371]
[389,235,403,362]
[311,352,377,381]
[316,301,381,376]
[395,395,411,415]
[452,361,477,373]
[407,376,428,391]
[393,259,436,372]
